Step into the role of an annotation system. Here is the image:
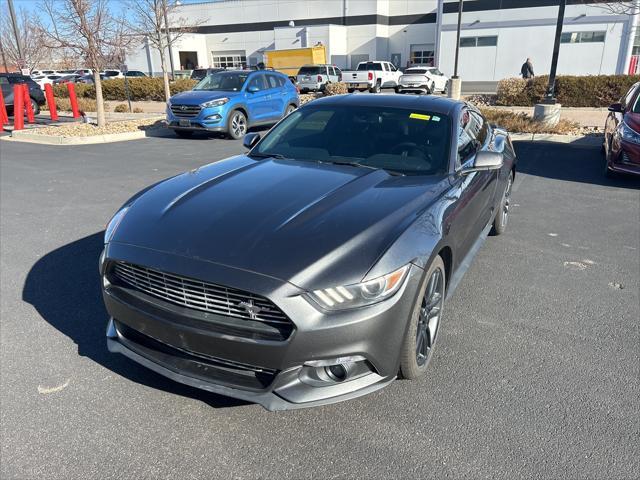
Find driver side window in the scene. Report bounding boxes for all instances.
[456,109,480,168]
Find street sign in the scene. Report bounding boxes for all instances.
[120,64,128,73]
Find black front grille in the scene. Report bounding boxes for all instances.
[170,104,201,117]
[111,261,291,329]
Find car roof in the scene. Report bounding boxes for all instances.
[306,94,461,116]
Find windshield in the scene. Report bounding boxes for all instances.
[194,72,248,91]
[405,69,427,75]
[252,105,451,176]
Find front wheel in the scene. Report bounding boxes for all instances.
[491,170,513,235]
[284,104,296,116]
[399,255,446,380]
[227,110,247,140]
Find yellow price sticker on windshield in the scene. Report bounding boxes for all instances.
[409,113,431,121]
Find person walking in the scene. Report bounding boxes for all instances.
[521,58,535,79]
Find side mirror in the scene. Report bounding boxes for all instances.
[461,151,503,174]
[246,85,259,93]
[608,102,623,113]
[243,132,261,149]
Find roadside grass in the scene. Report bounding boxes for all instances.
[42,97,98,113]
[479,108,581,135]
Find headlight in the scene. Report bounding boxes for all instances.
[104,207,129,244]
[619,122,640,145]
[201,97,229,108]
[308,264,410,311]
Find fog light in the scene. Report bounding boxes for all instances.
[204,114,222,121]
[300,355,372,386]
[325,363,350,382]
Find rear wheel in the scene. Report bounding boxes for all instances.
[227,110,247,140]
[399,255,445,380]
[285,104,296,116]
[174,130,193,138]
[443,83,449,96]
[369,81,381,94]
[30,98,40,115]
[348,88,355,93]
[491,170,513,235]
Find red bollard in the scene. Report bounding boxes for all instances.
[23,84,35,123]
[0,87,8,126]
[13,84,24,130]
[66,82,80,119]
[44,83,59,121]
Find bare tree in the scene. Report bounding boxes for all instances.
[0,6,49,71]
[38,0,133,127]
[576,0,640,15]
[126,0,205,102]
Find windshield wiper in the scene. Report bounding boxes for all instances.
[248,152,289,160]
[328,161,405,177]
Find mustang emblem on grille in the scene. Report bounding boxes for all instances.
[238,300,262,320]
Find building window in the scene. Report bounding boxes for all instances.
[560,31,606,44]
[211,54,246,69]
[459,36,498,47]
[411,50,434,66]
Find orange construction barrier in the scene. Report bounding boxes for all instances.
[13,84,24,130]
[67,82,80,118]
[44,83,58,121]
[0,87,8,126]
[23,84,35,123]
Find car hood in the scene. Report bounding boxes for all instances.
[170,90,240,105]
[111,156,450,289]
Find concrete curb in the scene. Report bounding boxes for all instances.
[4,129,156,145]
[510,132,603,146]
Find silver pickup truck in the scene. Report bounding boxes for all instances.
[342,61,403,93]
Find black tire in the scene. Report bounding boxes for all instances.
[358,88,367,92]
[491,170,513,236]
[443,83,448,96]
[369,81,381,94]
[284,104,296,116]
[227,110,247,140]
[174,130,193,138]
[30,98,40,115]
[399,255,446,380]
[348,88,355,93]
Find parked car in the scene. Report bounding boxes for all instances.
[603,82,640,177]
[34,74,63,89]
[296,64,342,93]
[397,67,449,95]
[190,68,225,81]
[0,73,46,114]
[166,69,299,139]
[342,61,402,93]
[101,70,124,79]
[102,94,516,410]
[124,70,148,77]
[74,69,93,76]
[31,69,60,77]
[53,74,81,85]
[76,74,95,84]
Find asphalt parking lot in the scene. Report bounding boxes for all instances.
[1,134,638,479]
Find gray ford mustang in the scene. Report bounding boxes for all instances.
[101,94,516,410]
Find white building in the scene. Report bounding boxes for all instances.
[126,0,640,81]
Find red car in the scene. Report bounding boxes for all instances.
[603,82,640,177]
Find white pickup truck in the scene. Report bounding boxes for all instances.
[342,61,403,93]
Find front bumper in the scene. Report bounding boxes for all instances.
[166,104,228,132]
[102,243,423,410]
[609,139,640,176]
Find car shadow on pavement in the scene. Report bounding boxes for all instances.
[22,232,251,409]
[514,141,639,189]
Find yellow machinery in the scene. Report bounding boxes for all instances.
[264,45,327,77]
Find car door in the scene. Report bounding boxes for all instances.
[0,76,13,106]
[266,73,285,119]
[448,108,499,258]
[244,73,271,122]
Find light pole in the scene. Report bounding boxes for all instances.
[544,0,566,103]
[534,0,565,127]
[7,0,24,65]
[448,0,463,99]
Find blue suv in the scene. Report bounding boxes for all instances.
[167,70,299,139]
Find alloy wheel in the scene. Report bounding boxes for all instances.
[285,105,296,115]
[231,112,247,138]
[416,267,444,366]
[501,174,513,227]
